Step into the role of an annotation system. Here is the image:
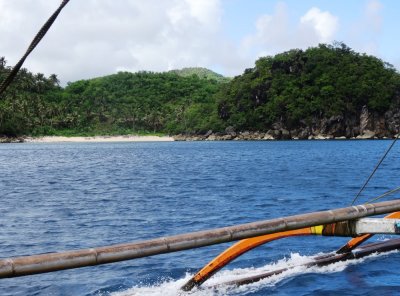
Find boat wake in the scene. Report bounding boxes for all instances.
[111,250,397,296]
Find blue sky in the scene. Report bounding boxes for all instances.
[223,0,400,67]
[0,0,399,83]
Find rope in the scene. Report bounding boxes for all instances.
[365,186,400,204]
[0,0,70,97]
[351,133,400,205]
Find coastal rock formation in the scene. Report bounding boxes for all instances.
[173,106,400,141]
[0,137,24,143]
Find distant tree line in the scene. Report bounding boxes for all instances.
[0,56,62,136]
[0,62,222,136]
[1,42,399,137]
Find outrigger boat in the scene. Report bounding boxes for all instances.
[2,1,400,293]
[181,213,400,291]
[2,201,400,292]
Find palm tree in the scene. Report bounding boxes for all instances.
[49,74,60,87]
[0,57,6,69]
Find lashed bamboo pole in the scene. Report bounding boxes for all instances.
[1,199,400,278]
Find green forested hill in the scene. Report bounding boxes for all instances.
[62,71,222,135]
[0,64,223,136]
[216,43,400,132]
[0,56,62,136]
[169,67,231,83]
[1,43,400,138]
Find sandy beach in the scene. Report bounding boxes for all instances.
[24,135,174,143]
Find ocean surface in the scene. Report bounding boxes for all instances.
[1,140,400,296]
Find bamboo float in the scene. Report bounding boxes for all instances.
[213,238,400,288]
[1,199,400,278]
[181,214,400,291]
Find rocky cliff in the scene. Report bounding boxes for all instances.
[173,105,400,141]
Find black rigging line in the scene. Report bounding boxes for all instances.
[351,132,400,205]
[0,0,70,97]
[365,185,400,204]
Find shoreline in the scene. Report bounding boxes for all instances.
[172,131,397,141]
[22,135,175,143]
[0,132,397,144]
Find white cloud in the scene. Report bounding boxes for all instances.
[300,7,338,42]
[168,0,221,29]
[241,3,339,59]
[8,1,389,84]
[0,0,248,83]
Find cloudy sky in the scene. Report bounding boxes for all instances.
[0,0,399,84]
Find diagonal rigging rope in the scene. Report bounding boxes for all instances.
[351,132,400,205]
[365,185,400,204]
[0,0,70,98]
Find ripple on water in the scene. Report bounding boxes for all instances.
[1,141,400,295]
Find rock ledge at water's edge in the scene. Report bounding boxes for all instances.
[173,105,400,141]
[0,137,24,143]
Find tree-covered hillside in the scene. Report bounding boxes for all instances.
[0,63,224,136]
[62,71,222,134]
[0,57,62,136]
[1,43,400,139]
[169,67,231,83]
[216,43,400,132]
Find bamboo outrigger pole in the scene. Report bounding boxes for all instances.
[181,212,400,291]
[1,199,400,279]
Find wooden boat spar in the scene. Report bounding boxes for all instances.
[181,212,400,291]
[1,200,400,292]
[1,0,400,292]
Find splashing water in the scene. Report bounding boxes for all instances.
[112,250,397,296]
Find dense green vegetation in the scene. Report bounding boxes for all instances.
[1,43,399,138]
[217,43,400,131]
[63,71,223,135]
[0,57,63,136]
[0,62,223,136]
[169,67,232,83]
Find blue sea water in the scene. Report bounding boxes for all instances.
[1,140,400,295]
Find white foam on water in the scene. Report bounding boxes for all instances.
[112,250,398,296]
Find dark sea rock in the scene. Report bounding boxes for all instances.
[173,105,400,141]
[0,137,24,143]
[204,130,213,137]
